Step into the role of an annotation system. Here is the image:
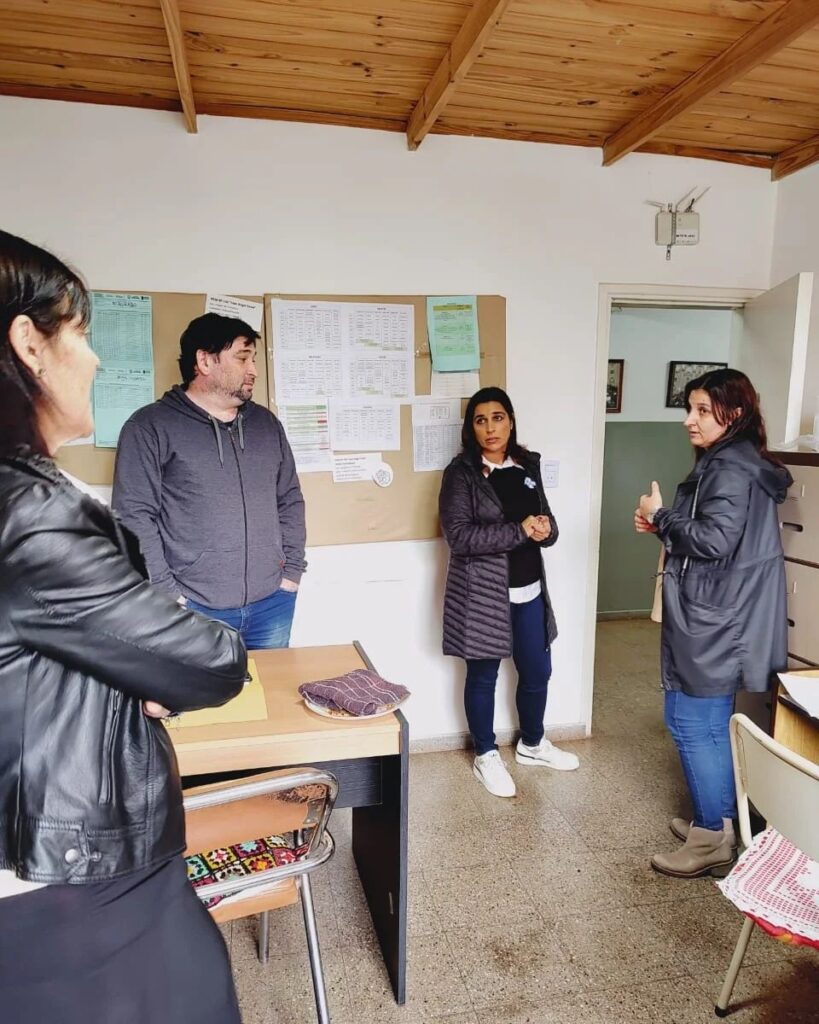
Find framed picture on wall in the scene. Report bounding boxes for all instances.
[606,359,624,414]
[666,361,728,409]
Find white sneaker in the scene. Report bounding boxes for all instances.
[473,750,516,797]
[515,738,579,771]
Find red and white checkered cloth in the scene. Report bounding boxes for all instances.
[717,827,819,948]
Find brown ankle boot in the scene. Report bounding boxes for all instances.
[670,817,737,849]
[652,826,735,878]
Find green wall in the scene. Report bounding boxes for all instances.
[597,423,694,616]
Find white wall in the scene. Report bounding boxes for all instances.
[0,97,777,742]
[770,163,819,433]
[608,307,736,422]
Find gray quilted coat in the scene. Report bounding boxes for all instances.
[439,451,558,660]
[655,438,791,696]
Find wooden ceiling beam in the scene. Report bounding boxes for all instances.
[602,0,819,167]
[158,0,197,133]
[773,133,819,180]
[406,0,514,151]
[637,141,774,170]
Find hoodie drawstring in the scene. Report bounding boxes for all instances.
[237,412,245,451]
[210,416,225,466]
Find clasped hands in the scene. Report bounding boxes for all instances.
[634,480,663,534]
[522,514,552,542]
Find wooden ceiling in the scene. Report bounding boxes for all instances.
[2,0,819,179]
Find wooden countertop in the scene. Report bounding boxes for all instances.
[171,644,402,776]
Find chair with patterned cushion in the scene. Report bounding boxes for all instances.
[714,714,819,1017]
[183,767,338,1024]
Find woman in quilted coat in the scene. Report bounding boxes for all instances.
[439,387,579,798]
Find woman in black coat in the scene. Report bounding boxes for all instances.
[636,369,791,878]
[439,387,579,798]
[0,230,247,1022]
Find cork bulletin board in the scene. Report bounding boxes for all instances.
[265,294,506,546]
[56,292,266,484]
[56,288,506,548]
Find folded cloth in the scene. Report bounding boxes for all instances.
[299,669,410,717]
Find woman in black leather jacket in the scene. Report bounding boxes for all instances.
[0,230,247,1022]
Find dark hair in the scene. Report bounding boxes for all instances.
[0,229,90,456]
[178,313,260,386]
[684,367,780,464]
[461,386,528,466]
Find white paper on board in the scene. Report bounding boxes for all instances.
[331,453,382,483]
[278,402,332,473]
[430,370,480,399]
[328,398,401,452]
[205,295,264,333]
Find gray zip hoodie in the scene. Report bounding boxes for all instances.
[112,386,306,608]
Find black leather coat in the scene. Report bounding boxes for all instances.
[0,450,247,884]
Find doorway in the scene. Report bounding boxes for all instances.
[580,276,814,734]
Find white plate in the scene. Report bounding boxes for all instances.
[302,695,406,721]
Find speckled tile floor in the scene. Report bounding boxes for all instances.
[225,620,818,1023]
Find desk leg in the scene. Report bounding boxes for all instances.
[351,712,408,1005]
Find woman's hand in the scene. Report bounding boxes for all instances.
[634,509,657,534]
[521,515,539,539]
[143,700,172,718]
[531,515,552,542]
[639,481,663,521]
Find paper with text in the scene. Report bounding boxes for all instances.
[329,399,401,452]
[90,293,154,448]
[426,295,480,372]
[271,299,415,403]
[412,398,462,471]
[279,402,332,473]
[205,294,264,333]
[430,369,480,399]
[332,453,382,483]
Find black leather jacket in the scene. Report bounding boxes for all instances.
[0,450,247,884]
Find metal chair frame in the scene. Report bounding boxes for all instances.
[715,714,819,1017]
[184,767,339,1024]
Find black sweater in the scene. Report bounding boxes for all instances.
[486,465,543,589]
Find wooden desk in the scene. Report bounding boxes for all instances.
[172,642,408,1005]
[774,677,819,765]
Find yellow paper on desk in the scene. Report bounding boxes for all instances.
[164,658,267,729]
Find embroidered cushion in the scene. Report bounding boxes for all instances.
[186,833,308,910]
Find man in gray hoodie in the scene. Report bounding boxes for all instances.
[112,313,306,648]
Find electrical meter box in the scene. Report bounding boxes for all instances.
[655,210,700,247]
[674,211,700,245]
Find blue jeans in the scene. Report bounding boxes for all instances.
[187,587,297,650]
[664,690,736,831]
[464,595,552,756]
